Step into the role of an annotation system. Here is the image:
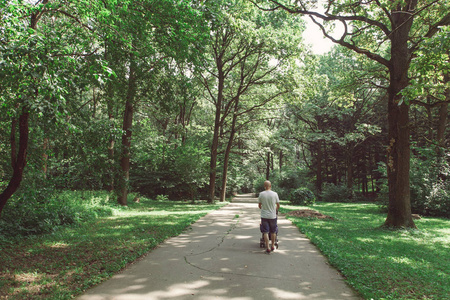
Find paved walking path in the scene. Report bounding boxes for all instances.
[77,194,360,300]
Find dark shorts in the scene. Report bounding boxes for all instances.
[261,218,277,234]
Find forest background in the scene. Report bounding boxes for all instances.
[1,0,449,237]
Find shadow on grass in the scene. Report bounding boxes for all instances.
[282,202,450,299]
[0,200,224,300]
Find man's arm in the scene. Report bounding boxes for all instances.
[258,202,262,209]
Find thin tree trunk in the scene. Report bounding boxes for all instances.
[107,83,115,192]
[271,152,274,172]
[315,140,323,196]
[208,61,225,203]
[92,88,97,118]
[208,112,221,203]
[42,137,48,179]
[436,102,448,147]
[346,147,354,190]
[437,71,449,150]
[105,40,115,192]
[266,152,271,180]
[117,57,136,206]
[426,100,433,142]
[279,150,283,172]
[220,102,239,202]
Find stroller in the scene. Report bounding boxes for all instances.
[259,219,279,249]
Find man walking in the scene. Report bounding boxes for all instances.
[258,180,280,254]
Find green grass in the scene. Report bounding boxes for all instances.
[0,196,226,299]
[280,202,450,300]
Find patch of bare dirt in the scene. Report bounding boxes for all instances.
[287,209,334,220]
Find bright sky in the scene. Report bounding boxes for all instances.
[302,16,335,55]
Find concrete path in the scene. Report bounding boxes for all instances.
[77,194,360,300]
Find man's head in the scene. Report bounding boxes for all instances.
[264,180,272,190]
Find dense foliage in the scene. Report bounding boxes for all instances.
[288,187,315,206]
[0,1,449,299]
[1,0,449,239]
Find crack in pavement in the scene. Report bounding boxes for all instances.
[182,209,300,283]
[184,210,241,258]
[182,256,297,282]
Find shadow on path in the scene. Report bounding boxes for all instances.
[76,198,361,300]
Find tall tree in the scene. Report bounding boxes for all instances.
[99,0,206,205]
[255,0,450,228]
[0,0,100,215]
[199,0,302,202]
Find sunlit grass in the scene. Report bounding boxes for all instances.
[280,202,450,300]
[0,195,226,299]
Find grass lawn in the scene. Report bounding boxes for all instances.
[280,202,450,300]
[0,197,226,299]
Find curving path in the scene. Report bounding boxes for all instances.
[76,195,361,300]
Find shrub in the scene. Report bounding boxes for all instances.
[253,177,267,197]
[376,147,450,218]
[156,194,169,201]
[131,141,210,200]
[272,168,311,200]
[320,183,355,203]
[289,187,316,206]
[422,180,449,217]
[0,189,113,237]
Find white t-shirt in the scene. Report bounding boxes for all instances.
[258,190,280,219]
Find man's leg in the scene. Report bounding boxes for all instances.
[270,232,276,249]
[269,218,277,250]
[261,219,271,252]
[263,233,270,250]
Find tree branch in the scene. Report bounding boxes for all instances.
[49,9,94,32]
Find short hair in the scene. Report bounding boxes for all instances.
[264,180,271,189]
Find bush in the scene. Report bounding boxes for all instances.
[131,141,210,200]
[422,180,450,217]
[320,183,355,203]
[409,150,450,217]
[253,177,267,197]
[289,187,315,206]
[376,147,450,218]
[271,168,311,200]
[0,189,113,237]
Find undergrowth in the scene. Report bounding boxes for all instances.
[0,191,225,299]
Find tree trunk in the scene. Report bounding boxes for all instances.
[107,88,116,192]
[436,102,448,148]
[208,60,225,203]
[346,147,354,190]
[220,103,238,202]
[117,57,136,206]
[0,110,30,215]
[266,152,271,180]
[42,137,49,179]
[425,100,433,142]
[0,6,45,215]
[437,70,449,150]
[279,150,283,172]
[384,8,416,228]
[271,152,274,172]
[106,81,116,192]
[315,140,323,196]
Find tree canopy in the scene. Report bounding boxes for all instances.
[1,0,449,227]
